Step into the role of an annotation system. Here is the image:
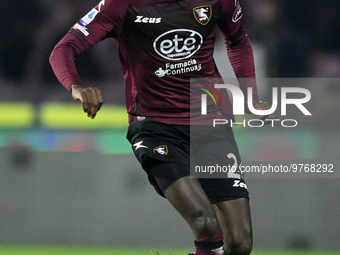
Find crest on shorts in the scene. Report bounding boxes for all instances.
[153,145,168,155]
[193,5,212,25]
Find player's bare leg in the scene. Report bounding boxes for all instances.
[164,175,221,238]
[213,198,253,255]
[164,176,225,254]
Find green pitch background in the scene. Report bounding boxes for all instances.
[0,246,339,255]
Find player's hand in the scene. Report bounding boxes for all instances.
[71,84,103,119]
[245,99,278,124]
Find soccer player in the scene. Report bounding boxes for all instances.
[50,0,276,254]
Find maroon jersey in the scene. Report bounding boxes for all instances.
[50,0,259,124]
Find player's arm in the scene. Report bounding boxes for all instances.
[49,0,120,119]
[49,30,105,119]
[217,0,277,121]
[49,34,103,119]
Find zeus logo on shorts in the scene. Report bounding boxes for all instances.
[153,29,203,61]
[233,180,247,190]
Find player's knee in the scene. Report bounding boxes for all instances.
[226,235,252,255]
[191,210,220,238]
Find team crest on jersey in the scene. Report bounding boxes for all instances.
[193,5,212,25]
[153,145,168,155]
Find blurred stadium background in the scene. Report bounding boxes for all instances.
[1,0,340,254]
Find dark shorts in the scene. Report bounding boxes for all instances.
[126,120,249,204]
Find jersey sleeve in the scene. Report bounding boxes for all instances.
[217,0,259,101]
[49,0,127,91]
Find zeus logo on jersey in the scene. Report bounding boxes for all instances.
[153,29,203,61]
[134,16,161,24]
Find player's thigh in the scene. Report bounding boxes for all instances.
[164,175,215,219]
[193,125,249,203]
[127,120,190,196]
[191,125,243,180]
[164,175,221,239]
